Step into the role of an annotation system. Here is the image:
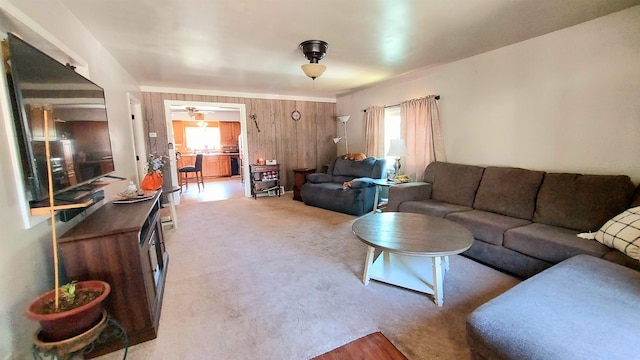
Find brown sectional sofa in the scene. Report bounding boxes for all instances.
[387,161,640,278]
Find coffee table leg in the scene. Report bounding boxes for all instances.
[362,246,376,285]
[432,256,444,306]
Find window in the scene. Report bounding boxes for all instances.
[185,126,221,151]
[384,107,401,172]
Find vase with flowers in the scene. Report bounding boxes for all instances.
[141,153,168,190]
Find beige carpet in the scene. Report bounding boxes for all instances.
[97,193,519,360]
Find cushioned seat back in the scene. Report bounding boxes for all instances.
[473,167,544,220]
[533,173,635,231]
[424,162,484,207]
[331,156,386,182]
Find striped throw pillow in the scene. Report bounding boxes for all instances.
[595,206,640,260]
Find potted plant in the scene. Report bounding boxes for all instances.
[26,280,110,342]
[25,113,111,343]
[141,153,169,190]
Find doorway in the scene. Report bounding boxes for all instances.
[162,100,251,204]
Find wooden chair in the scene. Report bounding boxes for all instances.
[179,154,204,191]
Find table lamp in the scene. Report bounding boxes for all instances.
[387,139,407,177]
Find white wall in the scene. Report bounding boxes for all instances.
[0,1,141,358]
[338,6,640,183]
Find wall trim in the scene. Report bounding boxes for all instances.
[140,86,336,104]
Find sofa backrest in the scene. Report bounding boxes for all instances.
[424,162,485,207]
[473,167,545,220]
[330,156,386,182]
[533,173,635,231]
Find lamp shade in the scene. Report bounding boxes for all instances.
[301,63,326,79]
[387,139,407,157]
[337,115,350,123]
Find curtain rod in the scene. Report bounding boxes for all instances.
[362,95,440,112]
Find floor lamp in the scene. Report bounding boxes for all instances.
[387,138,407,178]
[334,115,350,153]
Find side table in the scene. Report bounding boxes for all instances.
[371,179,396,213]
[161,186,180,230]
[293,168,316,201]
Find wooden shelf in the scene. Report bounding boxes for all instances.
[30,199,94,216]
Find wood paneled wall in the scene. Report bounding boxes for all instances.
[141,92,336,190]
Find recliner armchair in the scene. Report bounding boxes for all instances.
[300,156,386,216]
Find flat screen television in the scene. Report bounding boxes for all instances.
[5,33,115,206]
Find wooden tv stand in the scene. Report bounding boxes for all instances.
[58,191,169,357]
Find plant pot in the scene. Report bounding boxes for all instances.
[141,172,163,190]
[26,280,110,342]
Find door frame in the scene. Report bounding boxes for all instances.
[127,93,146,184]
[162,100,250,198]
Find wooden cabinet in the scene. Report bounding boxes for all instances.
[293,168,316,201]
[28,105,56,139]
[181,154,231,177]
[172,121,185,147]
[217,156,231,176]
[232,122,241,142]
[250,164,281,199]
[203,155,231,177]
[220,122,241,146]
[58,192,169,357]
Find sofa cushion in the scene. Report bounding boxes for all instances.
[445,210,530,246]
[466,255,640,360]
[398,199,471,218]
[300,182,376,215]
[532,173,634,231]
[332,157,377,178]
[424,162,485,207]
[504,223,610,263]
[473,167,544,220]
[595,206,640,260]
[306,173,333,184]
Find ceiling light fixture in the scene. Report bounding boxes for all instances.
[299,40,328,80]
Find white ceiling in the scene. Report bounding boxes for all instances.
[59,0,640,99]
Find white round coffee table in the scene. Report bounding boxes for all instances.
[352,212,473,306]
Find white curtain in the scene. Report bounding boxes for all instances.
[401,95,445,181]
[364,106,385,157]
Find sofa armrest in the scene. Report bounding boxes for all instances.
[349,177,377,189]
[306,173,333,184]
[387,182,432,212]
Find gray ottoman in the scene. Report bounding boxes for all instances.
[466,254,640,359]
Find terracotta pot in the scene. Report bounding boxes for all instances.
[26,280,110,342]
[141,172,163,190]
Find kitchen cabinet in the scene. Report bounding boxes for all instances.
[180,154,231,178]
[58,191,168,357]
[220,122,241,146]
[172,122,185,147]
[29,105,56,140]
[204,155,231,177]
